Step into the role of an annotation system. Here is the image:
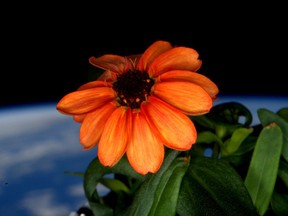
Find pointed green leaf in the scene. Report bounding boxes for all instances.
[221,127,254,157]
[122,150,180,216]
[244,123,283,216]
[177,157,257,216]
[196,131,223,146]
[84,157,110,202]
[221,135,257,166]
[99,178,130,194]
[149,159,188,216]
[64,171,84,177]
[258,108,288,161]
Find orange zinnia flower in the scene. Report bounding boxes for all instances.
[56,40,219,175]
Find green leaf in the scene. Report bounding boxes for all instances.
[194,131,223,157]
[196,131,223,146]
[220,135,256,167]
[83,155,144,215]
[177,157,258,216]
[63,171,84,177]
[149,159,188,216]
[258,108,288,161]
[271,191,288,216]
[221,127,254,157]
[278,160,288,189]
[277,107,288,122]
[99,178,130,194]
[244,123,283,216]
[84,157,110,203]
[122,150,181,216]
[208,102,253,126]
[110,156,144,181]
[83,157,112,215]
[190,115,216,130]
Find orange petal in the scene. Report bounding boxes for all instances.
[141,96,197,150]
[98,107,132,167]
[137,41,172,72]
[73,114,86,122]
[80,102,117,149]
[77,80,112,91]
[148,47,202,77]
[126,110,164,175]
[157,70,219,99]
[56,87,116,115]
[152,81,212,115]
[89,55,132,74]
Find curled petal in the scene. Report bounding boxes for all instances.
[89,55,132,74]
[56,87,116,115]
[137,41,172,72]
[127,110,164,175]
[73,114,86,123]
[157,70,219,99]
[98,107,132,167]
[142,96,197,150]
[77,80,112,91]
[148,47,202,77]
[80,102,117,149]
[152,81,212,115]
[96,70,117,83]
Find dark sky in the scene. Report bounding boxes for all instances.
[2,4,287,107]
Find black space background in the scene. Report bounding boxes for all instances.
[1,3,287,107]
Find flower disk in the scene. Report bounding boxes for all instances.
[113,70,154,109]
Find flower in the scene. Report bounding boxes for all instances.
[56,40,219,175]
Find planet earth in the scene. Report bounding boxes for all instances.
[0,95,287,216]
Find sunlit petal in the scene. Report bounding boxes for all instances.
[137,41,172,71]
[77,80,112,91]
[98,107,132,167]
[56,87,116,115]
[157,70,219,99]
[148,47,202,77]
[127,110,164,175]
[89,55,132,74]
[80,102,118,149]
[142,96,197,150]
[152,81,212,115]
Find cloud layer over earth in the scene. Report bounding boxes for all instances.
[0,103,101,216]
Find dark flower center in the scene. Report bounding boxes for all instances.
[112,70,155,109]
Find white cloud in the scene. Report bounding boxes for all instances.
[68,181,112,200]
[20,189,71,216]
[0,139,83,178]
[68,183,85,197]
